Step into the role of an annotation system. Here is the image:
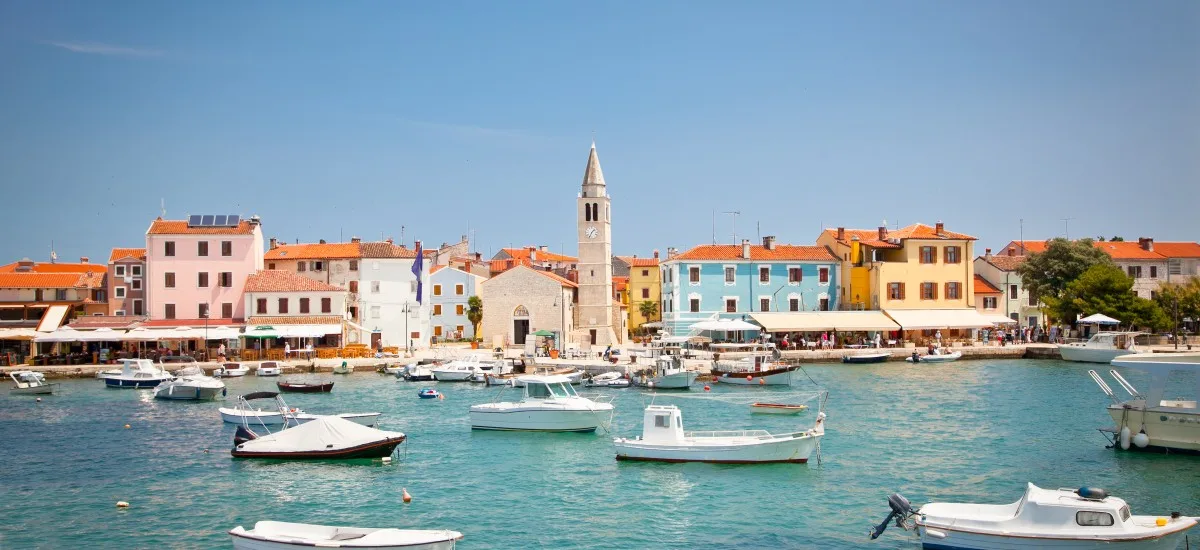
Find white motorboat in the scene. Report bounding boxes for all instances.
[214,362,250,377]
[158,355,202,374]
[9,371,57,395]
[403,365,435,381]
[485,373,520,386]
[470,358,516,382]
[869,483,1196,549]
[584,371,631,388]
[230,521,462,550]
[1091,352,1200,453]
[633,355,697,389]
[469,375,615,432]
[153,367,227,400]
[433,355,489,381]
[219,392,381,427]
[231,415,405,459]
[1059,332,1142,364]
[905,350,963,363]
[613,404,825,463]
[256,362,282,376]
[103,359,172,388]
[712,347,798,385]
[523,367,582,386]
[95,368,122,379]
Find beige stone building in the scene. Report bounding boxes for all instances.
[479,265,576,347]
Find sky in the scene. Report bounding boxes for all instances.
[1,1,1197,264]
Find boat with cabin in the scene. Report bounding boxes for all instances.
[711,345,799,385]
[613,404,825,463]
[633,355,697,389]
[9,371,57,395]
[103,359,172,388]
[469,375,615,432]
[214,362,250,377]
[432,355,490,381]
[219,392,381,427]
[1090,352,1200,453]
[229,521,462,550]
[1059,332,1143,364]
[869,483,1196,549]
[153,366,227,400]
[256,362,283,376]
[403,365,435,381]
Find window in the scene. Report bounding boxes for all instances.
[642,269,649,277]
[888,282,905,300]
[221,241,232,256]
[349,280,358,293]
[689,298,700,313]
[641,287,650,299]
[164,304,175,319]
[456,325,465,334]
[256,298,267,314]
[318,297,330,313]
[220,273,232,287]
[759,266,770,284]
[164,241,175,256]
[221,303,232,318]
[1168,259,1182,275]
[455,284,464,295]
[34,289,42,301]
[298,262,306,272]
[789,298,799,311]
[1128,266,1142,278]
[278,298,288,314]
[312,261,324,272]
[689,266,700,284]
[725,298,737,313]
[433,284,442,296]
[268,263,276,270]
[760,298,770,311]
[945,246,961,264]
[131,279,141,290]
[723,266,736,284]
[1009,285,1018,299]
[920,282,937,300]
[198,303,209,318]
[350,260,358,271]
[920,246,936,264]
[198,272,209,288]
[818,267,830,284]
[115,310,125,316]
[115,265,126,277]
[299,298,310,314]
[654,414,670,428]
[165,272,175,288]
[1149,266,1158,279]
[371,281,380,293]
[1119,506,1131,522]
[131,265,142,277]
[434,326,443,337]
[1028,293,1038,306]
[788,267,802,284]
[115,287,126,298]
[431,304,443,315]
[198,241,209,256]
[132,299,143,316]
[819,297,829,311]
[983,297,997,309]
[1076,511,1114,527]
[456,304,464,315]
[945,282,961,300]
[371,306,381,319]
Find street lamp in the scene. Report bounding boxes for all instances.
[203,302,210,359]
[401,302,415,353]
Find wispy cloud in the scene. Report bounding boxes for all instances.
[401,119,542,141]
[45,41,164,58]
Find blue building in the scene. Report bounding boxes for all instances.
[430,266,486,341]
[660,237,839,336]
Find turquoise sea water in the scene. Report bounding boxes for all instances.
[1,359,1198,549]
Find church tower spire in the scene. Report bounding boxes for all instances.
[575,141,619,346]
[581,141,606,197]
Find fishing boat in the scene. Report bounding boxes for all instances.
[1059,331,1143,364]
[219,392,381,427]
[103,359,172,388]
[153,367,227,400]
[276,380,334,393]
[332,362,353,375]
[432,355,489,381]
[229,521,463,550]
[403,365,435,382]
[905,350,962,363]
[749,403,808,415]
[484,372,520,386]
[214,362,250,377]
[469,375,615,432]
[256,362,283,376]
[869,483,1197,549]
[231,415,405,459]
[632,355,697,389]
[417,388,440,399]
[613,404,825,463]
[842,352,890,364]
[1090,352,1200,453]
[584,371,631,388]
[711,346,799,385]
[9,371,57,395]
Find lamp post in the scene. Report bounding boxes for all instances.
[203,303,210,358]
[402,302,413,353]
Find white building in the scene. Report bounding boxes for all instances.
[244,269,347,345]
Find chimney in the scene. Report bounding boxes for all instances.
[878,226,888,241]
[319,239,326,245]
[350,236,361,244]
[567,269,579,283]
[653,249,660,259]
[248,215,261,226]
[985,248,992,259]
[475,252,481,261]
[1139,237,1154,251]
[763,236,776,250]
[385,238,393,245]
[667,247,679,259]
[79,256,89,264]
[935,221,945,235]
[539,245,548,252]
[741,239,751,259]
[837,227,845,241]
[268,238,277,250]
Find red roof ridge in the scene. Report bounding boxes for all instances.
[245,270,344,292]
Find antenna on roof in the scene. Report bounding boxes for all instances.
[50,241,57,263]
[160,198,166,218]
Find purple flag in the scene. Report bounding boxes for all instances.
[412,240,424,304]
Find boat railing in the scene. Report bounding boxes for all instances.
[1108,369,1141,398]
[685,429,774,439]
[578,393,616,404]
[1088,370,1119,404]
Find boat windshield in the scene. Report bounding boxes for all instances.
[555,383,577,397]
[527,382,577,398]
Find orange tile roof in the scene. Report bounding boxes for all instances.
[983,254,1026,272]
[500,247,578,263]
[673,244,837,262]
[618,256,660,267]
[0,261,107,274]
[825,223,976,248]
[1000,240,1049,255]
[430,265,446,274]
[973,275,1001,294]
[612,276,629,292]
[245,270,344,292]
[108,248,147,263]
[1147,242,1200,259]
[490,258,531,274]
[1093,241,1165,261]
[247,315,344,325]
[264,241,417,260]
[0,273,91,289]
[534,268,577,288]
[147,218,257,235]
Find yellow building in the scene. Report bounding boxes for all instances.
[618,255,661,335]
[816,222,976,311]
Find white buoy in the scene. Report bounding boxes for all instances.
[1119,426,1131,450]
[116,501,129,508]
[1132,431,1150,448]
[381,456,392,463]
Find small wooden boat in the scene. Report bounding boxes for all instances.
[417,388,440,399]
[276,380,334,393]
[332,362,353,375]
[9,371,57,395]
[229,521,463,550]
[842,352,890,364]
[905,351,963,363]
[749,402,808,415]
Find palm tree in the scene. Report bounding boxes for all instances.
[467,296,483,340]
[638,300,659,324]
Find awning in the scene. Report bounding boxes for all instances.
[0,328,40,340]
[36,305,70,332]
[245,326,279,339]
[34,327,86,343]
[76,327,125,342]
[750,311,900,332]
[1079,313,1121,325]
[981,313,1018,325]
[883,309,999,330]
[276,324,341,338]
[690,319,760,332]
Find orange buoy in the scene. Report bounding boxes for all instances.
[703,385,711,392]
[438,393,445,400]
[402,488,412,503]
[747,376,754,382]
[759,378,766,385]
[124,424,131,429]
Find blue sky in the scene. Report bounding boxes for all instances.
[1,1,1197,263]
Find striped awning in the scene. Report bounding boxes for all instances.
[750,311,899,332]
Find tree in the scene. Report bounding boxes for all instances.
[466,296,483,340]
[1045,264,1168,330]
[638,300,659,324]
[1018,238,1113,308]
[1109,236,1125,242]
[1154,278,1200,332]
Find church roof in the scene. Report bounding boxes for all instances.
[582,142,605,188]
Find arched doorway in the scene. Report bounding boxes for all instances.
[513,305,530,345]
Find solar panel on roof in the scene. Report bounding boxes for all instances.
[188,215,202,227]
[214,215,227,226]
[228,215,240,226]
[201,215,215,226]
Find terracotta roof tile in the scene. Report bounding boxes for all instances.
[264,241,418,260]
[1093,242,1165,261]
[984,255,1027,271]
[108,248,147,263]
[618,256,660,267]
[247,315,344,325]
[973,275,1002,294]
[673,244,837,262]
[533,268,577,288]
[499,247,578,263]
[0,272,99,289]
[0,261,107,274]
[490,258,531,273]
[825,223,976,247]
[359,242,418,259]
[245,270,344,292]
[821,229,902,249]
[147,218,257,235]
[1153,242,1200,258]
[430,265,446,274]
[612,276,629,292]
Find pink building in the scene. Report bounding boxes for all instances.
[144,215,264,326]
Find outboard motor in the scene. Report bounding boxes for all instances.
[869,493,916,540]
[233,425,259,447]
[910,351,921,363]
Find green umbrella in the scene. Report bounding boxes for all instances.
[244,326,278,339]
[531,330,556,337]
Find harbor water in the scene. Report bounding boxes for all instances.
[1,359,1197,549]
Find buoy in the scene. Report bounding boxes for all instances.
[1119,426,1131,450]
[203,449,209,454]
[438,393,445,400]
[402,488,412,503]
[124,424,131,429]
[747,376,754,382]
[381,456,392,463]
[758,378,765,385]
[703,385,711,392]
[1132,431,1150,448]
[35,398,42,402]
[116,501,129,508]
[1156,517,1167,527]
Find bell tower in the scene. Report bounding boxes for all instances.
[576,141,618,345]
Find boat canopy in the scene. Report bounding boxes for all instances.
[1079,313,1121,325]
[750,311,899,332]
[1111,352,1200,408]
[242,391,281,400]
[235,415,403,454]
[882,309,999,330]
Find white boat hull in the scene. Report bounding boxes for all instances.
[230,523,461,550]
[232,536,459,550]
[432,370,474,381]
[716,369,794,385]
[1107,403,1200,453]
[1059,345,1136,364]
[155,385,225,400]
[636,371,697,389]
[469,407,611,432]
[11,384,56,395]
[907,351,963,363]
[219,409,381,427]
[917,523,1191,550]
[256,369,281,377]
[614,432,820,463]
[750,405,807,415]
